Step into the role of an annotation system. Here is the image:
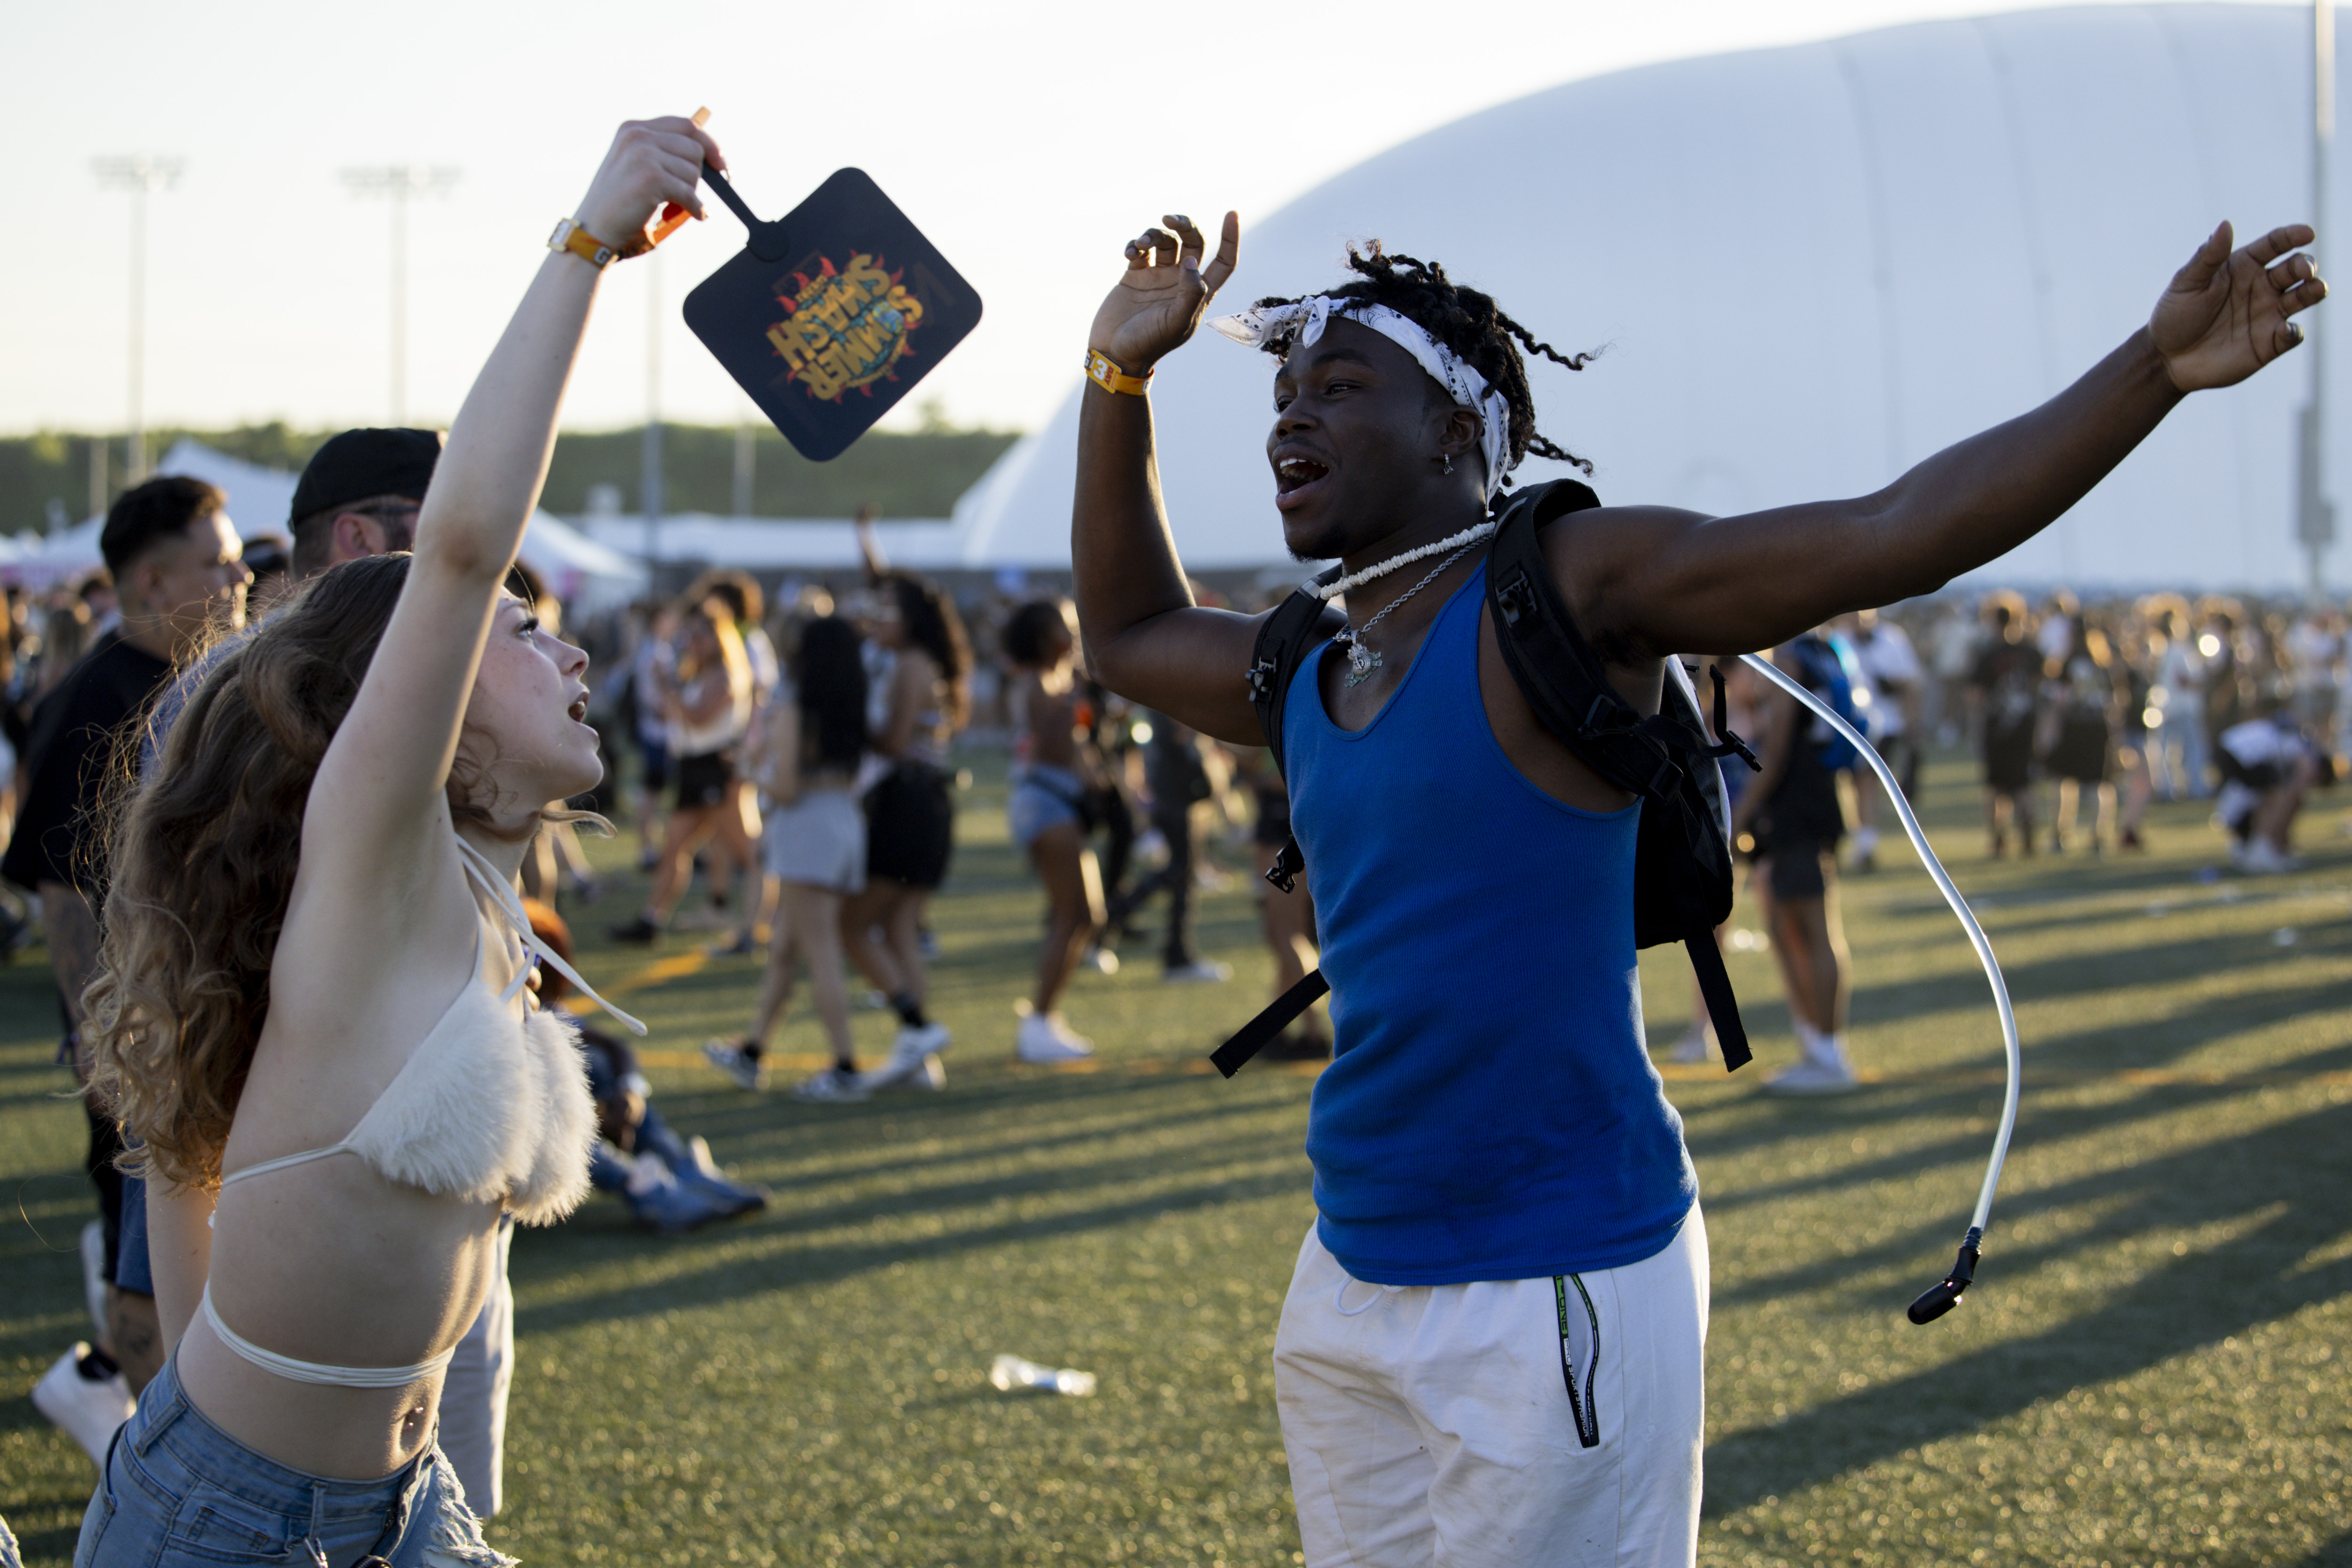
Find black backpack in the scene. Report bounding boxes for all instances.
[1213,478,1760,1077]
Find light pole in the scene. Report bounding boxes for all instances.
[2301,1,2336,600]
[643,252,666,571]
[91,156,183,484]
[341,166,461,424]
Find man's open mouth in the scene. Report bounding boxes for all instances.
[1276,457,1329,495]
[567,697,590,724]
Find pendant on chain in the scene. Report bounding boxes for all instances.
[1341,635,1381,685]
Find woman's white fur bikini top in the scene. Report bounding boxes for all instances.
[219,836,646,1226]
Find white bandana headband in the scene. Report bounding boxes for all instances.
[1211,297,1516,501]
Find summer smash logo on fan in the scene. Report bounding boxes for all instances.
[764,253,926,402]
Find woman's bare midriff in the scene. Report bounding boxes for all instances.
[175,1157,505,1479]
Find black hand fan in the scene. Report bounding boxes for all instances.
[683,165,984,462]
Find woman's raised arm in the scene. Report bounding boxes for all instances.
[306,116,721,883]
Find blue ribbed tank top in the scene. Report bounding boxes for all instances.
[1287,562,1696,1285]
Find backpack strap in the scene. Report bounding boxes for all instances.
[1211,584,1348,1072]
[1485,482,1713,800]
[1210,969,1332,1079]
[1246,581,1349,781]
[1485,481,1754,1071]
[1245,584,1347,894]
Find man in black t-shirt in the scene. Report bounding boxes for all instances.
[1969,597,2044,858]
[8,475,248,1462]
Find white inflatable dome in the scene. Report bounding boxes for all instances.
[952,3,2344,590]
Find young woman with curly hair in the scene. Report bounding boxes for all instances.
[74,115,717,1565]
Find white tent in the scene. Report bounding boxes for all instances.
[580,513,966,575]
[3,440,648,609]
[950,3,2349,589]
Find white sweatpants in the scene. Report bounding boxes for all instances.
[1272,1210,1708,1568]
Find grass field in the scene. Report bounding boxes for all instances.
[4,750,2350,1567]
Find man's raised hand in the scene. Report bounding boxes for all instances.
[2152,221,2328,392]
[1086,212,1240,375]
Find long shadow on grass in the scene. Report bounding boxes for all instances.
[1690,1051,2352,1210]
[680,1096,1298,1198]
[1842,923,2352,1044]
[506,1070,1316,1332]
[508,1158,1311,1337]
[1700,1094,2352,1516]
[644,1065,1307,1184]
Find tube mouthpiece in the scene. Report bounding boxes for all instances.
[1907,1237,1982,1325]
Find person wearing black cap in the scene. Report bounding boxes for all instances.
[286,426,443,581]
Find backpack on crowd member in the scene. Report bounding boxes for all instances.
[1217,479,1760,1077]
[1789,632,1868,773]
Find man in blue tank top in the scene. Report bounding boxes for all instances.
[1068,211,2321,1566]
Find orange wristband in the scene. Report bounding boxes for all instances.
[1085,349,1152,396]
[548,218,620,269]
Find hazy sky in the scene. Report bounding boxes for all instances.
[0,0,2313,438]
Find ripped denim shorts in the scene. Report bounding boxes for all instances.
[74,1353,511,1568]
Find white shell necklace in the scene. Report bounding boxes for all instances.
[1311,519,1498,603]
[1332,534,1489,687]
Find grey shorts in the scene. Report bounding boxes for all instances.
[763,788,867,893]
[1009,764,1086,848]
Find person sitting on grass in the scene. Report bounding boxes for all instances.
[1002,597,1106,1064]
[2214,702,2329,874]
[520,898,766,1226]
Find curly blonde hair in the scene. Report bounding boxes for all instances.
[83,553,579,1190]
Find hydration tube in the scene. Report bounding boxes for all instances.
[1736,653,2021,1324]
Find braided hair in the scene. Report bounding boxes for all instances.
[1248,242,1595,499]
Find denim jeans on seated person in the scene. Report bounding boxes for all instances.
[75,1353,510,1567]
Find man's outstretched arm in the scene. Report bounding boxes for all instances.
[1072,214,1270,745]
[1575,222,2327,661]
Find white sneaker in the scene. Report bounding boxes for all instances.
[1016,1011,1095,1064]
[1080,945,1120,975]
[792,1067,871,1103]
[2239,840,2305,875]
[865,1022,952,1089]
[1668,1028,1714,1065]
[864,1053,946,1092]
[80,1220,110,1342]
[702,1038,766,1090]
[1163,960,1232,985]
[1763,1057,1860,1096]
[32,1343,134,1468]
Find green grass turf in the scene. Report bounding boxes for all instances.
[4,750,2351,1566]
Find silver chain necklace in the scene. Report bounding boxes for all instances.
[1334,540,1481,686]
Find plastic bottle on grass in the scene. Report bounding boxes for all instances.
[990,1354,1096,1396]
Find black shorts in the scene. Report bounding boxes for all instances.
[640,739,671,792]
[674,749,734,811]
[867,762,956,888]
[1763,839,1832,902]
[2048,716,2111,784]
